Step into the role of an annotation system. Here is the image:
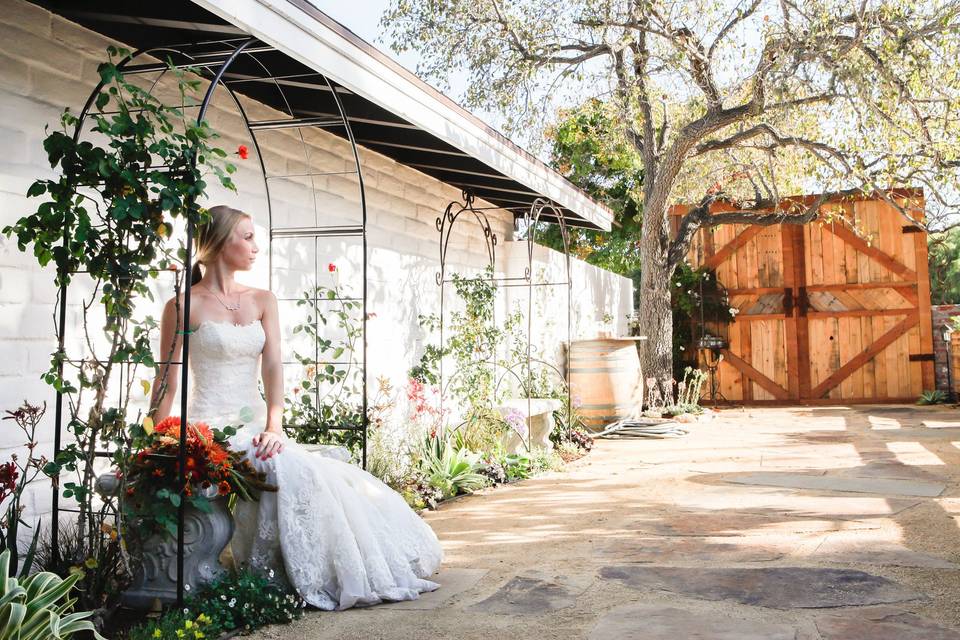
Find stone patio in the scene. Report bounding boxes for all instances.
[250,405,960,639]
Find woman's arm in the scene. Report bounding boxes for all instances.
[253,290,285,459]
[150,296,183,422]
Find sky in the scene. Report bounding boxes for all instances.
[307,1,511,139]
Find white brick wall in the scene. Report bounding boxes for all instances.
[0,0,633,526]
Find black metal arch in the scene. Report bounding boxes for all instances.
[434,192,573,449]
[52,36,369,606]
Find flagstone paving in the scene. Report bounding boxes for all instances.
[251,405,960,639]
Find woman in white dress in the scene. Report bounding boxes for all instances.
[150,205,443,610]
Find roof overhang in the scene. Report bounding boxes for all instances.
[30,0,614,230]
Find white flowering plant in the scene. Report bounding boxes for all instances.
[127,569,303,639]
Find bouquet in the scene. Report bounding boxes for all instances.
[123,417,275,538]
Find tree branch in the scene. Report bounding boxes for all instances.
[667,192,829,268]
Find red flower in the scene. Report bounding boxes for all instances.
[218,481,231,496]
[237,145,249,160]
[0,461,18,503]
[327,263,336,273]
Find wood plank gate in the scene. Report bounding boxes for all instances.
[672,191,934,404]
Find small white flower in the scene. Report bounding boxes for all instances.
[268,569,275,578]
[679,346,685,351]
[675,281,681,287]
[184,584,191,591]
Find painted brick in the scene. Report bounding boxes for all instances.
[0,23,85,78]
[26,67,90,110]
[0,50,31,97]
[0,1,51,37]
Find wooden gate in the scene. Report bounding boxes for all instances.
[672,190,934,404]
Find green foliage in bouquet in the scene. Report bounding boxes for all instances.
[123,417,274,539]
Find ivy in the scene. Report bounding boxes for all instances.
[2,46,235,610]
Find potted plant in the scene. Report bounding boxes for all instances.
[98,417,274,609]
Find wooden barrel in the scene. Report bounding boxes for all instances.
[568,338,643,432]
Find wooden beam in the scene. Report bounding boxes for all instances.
[719,348,790,400]
[727,287,788,295]
[913,227,935,390]
[806,281,915,292]
[704,226,765,270]
[893,285,919,307]
[810,311,919,398]
[781,225,801,399]
[820,223,917,281]
[807,308,912,319]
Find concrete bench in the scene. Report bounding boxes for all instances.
[497,398,563,453]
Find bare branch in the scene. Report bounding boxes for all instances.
[668,192,829,268]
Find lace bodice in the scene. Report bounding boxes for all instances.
[187,320,266,428]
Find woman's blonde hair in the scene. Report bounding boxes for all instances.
[192,205,250,285]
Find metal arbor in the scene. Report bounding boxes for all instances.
[53,36,368,605]
[434,192,573,447]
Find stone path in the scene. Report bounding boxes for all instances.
[251,405,960,639]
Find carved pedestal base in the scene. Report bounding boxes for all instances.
[96,475,234,609]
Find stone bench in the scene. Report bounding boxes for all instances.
[497,398,563,454]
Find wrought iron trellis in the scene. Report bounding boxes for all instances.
[52,36,369,606]
[434,191,573,446]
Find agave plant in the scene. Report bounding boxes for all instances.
[418,435,487,499]
[917,390,948,406]
[0,549,104,640]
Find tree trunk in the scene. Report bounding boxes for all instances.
[637,252,674,405]
[637,184,677,405]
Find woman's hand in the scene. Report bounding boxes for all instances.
[252,430,284,460]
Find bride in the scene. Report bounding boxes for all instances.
[150,205,443,610]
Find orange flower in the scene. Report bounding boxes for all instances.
[155,416,181,436]
[207,445,229,467]
[217,481,231,496]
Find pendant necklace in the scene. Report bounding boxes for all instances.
[203,284,241,312]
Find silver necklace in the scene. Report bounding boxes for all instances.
[202,283,241,312]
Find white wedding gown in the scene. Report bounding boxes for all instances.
[186,320,443,610]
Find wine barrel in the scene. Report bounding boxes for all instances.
[568,338,643,432]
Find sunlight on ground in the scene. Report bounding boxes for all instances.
[868,415,902,430]
[885,441,946,466]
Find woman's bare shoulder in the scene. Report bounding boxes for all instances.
[162,286,213,315]
[246,286,277,303]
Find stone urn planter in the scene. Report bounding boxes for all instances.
[497,398,563,454]
[96,474,234,609]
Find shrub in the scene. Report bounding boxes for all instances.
[126,569,303,639]
[417,435,487,499]
[0,549,105,640]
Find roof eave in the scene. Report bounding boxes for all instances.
[190,0,614,231]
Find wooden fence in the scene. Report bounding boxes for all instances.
[671,190,934,404]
